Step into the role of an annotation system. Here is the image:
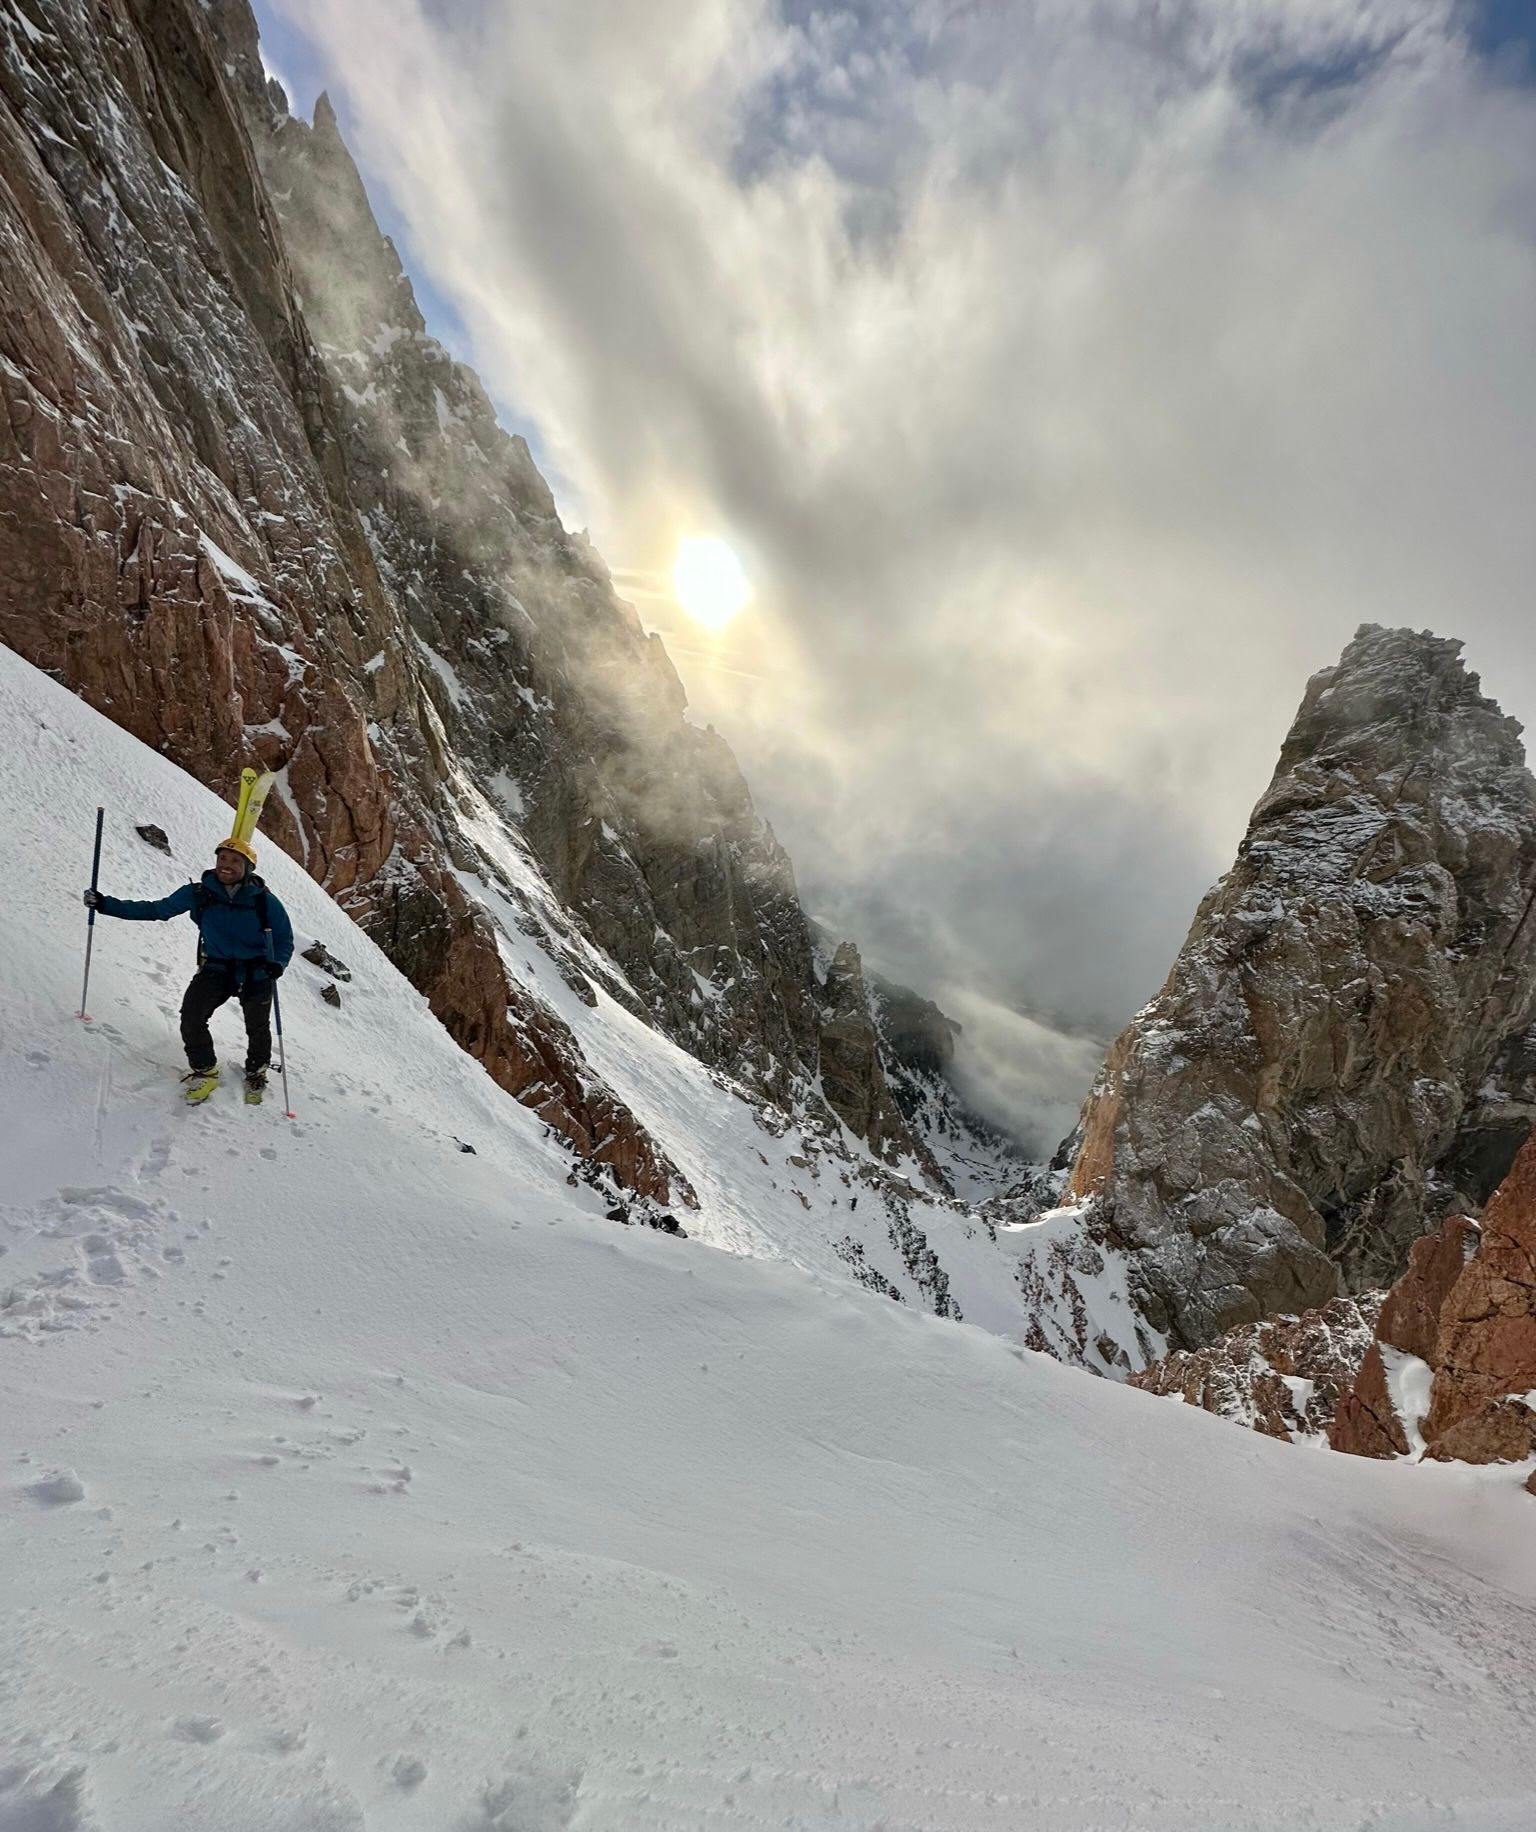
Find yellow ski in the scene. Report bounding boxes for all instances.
[231,767,259,840]
[232,769,276,846]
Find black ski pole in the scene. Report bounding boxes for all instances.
[265,928,295,1119]
[271,978,295,1119]
[79,805,104,1020]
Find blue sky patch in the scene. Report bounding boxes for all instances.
[1470,0,1536,75]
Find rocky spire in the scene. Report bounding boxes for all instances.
[1059,624,1536,1349]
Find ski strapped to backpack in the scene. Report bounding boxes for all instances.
[230,768,275,847]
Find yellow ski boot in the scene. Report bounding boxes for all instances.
[181,1067,221,1105]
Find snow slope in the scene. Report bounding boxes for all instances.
[433,763,1150,1372]
[3,643,1536,1832]
[441,767,1092,1349]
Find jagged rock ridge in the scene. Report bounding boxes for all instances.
[1058,625,1536,1350]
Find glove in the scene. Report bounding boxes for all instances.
[83,888,101,909]
[266,960,285,979]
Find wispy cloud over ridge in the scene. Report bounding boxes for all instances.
[269,0,1536,1081]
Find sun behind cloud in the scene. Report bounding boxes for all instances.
[673,535,750,632]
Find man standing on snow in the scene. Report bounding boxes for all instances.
[84,837,294,1102]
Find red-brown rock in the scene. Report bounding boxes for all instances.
[1328,1343,1410,1459]
[1330,1131,1536,1477]
[1376,1215,1481,1365]
[1419,1134,1536,1464]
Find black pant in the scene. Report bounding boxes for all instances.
[180,962,273,1074]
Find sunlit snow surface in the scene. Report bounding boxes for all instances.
[2,645,1535,1832]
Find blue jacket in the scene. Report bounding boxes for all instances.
[98,871,294,969]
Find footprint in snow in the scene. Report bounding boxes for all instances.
[0,1762,91,1831]
[48,1188,157,1228]
[172,1715,225,1744]
[27,1468,87,1506]
[468,1762,585,1831]
[0,1187,187,1342]
[82,1236,126,1285]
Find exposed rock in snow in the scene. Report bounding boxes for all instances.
[1332,1130,1536,1481]
[1331,1215,1481,1458]
[299,939,350,980]
[992,1201,1164,1375]
[1130,1295,1383,1441]
[1057,624,1536,1348]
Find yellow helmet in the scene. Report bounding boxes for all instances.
[215,836,258,868]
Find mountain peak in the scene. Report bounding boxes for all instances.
[1058,623,1536,1348]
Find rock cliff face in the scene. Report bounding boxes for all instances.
[817,943,927,1170]
[1060,625,1536,1349]
[1331,1132,1536,1487]
[0,0,937,1199]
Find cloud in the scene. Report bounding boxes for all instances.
[271,0,1536,1125]
[939,982,1109,1159]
